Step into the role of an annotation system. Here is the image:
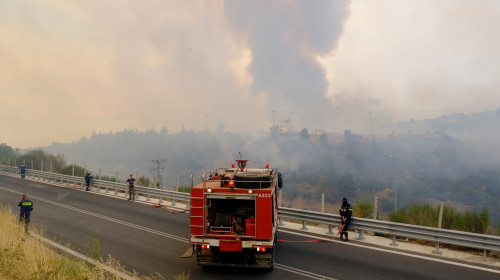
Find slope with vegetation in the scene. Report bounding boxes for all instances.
[2,111,500,229]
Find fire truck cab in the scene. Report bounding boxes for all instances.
[189,159,282,269]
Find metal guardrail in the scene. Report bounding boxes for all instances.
[278,207,500,253]
[2,164,499,253]
[0,165,191,207]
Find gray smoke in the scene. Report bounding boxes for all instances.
[223,0,350,118]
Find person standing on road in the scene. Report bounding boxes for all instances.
[339,197,353,241]
[84,171,92,191]
[126,174,136,201]
[18,194,34,231]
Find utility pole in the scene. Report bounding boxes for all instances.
[152,159,166,188]
[394,175,398,211]
[388,154,400,212]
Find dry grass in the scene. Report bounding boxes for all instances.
[0,205,190,280]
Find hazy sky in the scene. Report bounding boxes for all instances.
[2,0,500,148]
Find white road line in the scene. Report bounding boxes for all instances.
[0,185,189,243]
[1,184,338,279]
[1,184,337,279]
[30,232,137,280]
[278,229,500,274]
[8,184,495,278]
[274,263,338,280]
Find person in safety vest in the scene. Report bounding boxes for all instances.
[19,163,27,178]
[84,171,92,191]
[18,194,34,231]
[126,174,136,201]
[339,197,353,241]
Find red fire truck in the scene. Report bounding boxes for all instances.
[189,159,282,269]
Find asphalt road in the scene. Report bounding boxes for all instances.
[1,174,499,279]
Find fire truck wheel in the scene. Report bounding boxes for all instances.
[268,255,274,271]
[233,173,271,189]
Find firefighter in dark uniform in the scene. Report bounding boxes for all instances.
[19,163,27,178]
[126,174,136,201]
[339,197,353,241]
[84,171,92,191]
[18,194,34,231]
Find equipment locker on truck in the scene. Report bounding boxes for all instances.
[188,159,282,269]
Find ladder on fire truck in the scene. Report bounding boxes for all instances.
[190,174,207,242]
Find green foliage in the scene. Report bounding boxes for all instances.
[99,176,117,182]
[0,143,18,163]
[19,150,47,169]
[355,200,372,218]
[11,126,500,224]
[137,176,150,187]
[389,203,491,234]
[7,149,67,173]
[47,154,66,173]
[462,207,490,234]
[390,203,441,227]
[60,165,86,177]
[440,204,459,229]
[178,186,192,193]
[494,222,500,235]
[85,234,102,262]
[389,208,406,224]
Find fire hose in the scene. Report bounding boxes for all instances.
[152,203,189,214]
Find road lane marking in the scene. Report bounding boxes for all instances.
[0,184,337,279]
[279,229,500,274]
[274,263,338,280]
[0,185,189,243]
[30,232,137,280]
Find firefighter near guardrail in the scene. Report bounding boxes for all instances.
[19,164,27,178]
[84,171,92,191]
[188,158,282,270]
[126,174,136,201]
[339,197,353,241]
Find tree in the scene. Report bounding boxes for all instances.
[355,200,373,218]
[0,143,17,164]
[48,154,66,173]
[19,149,47,169]
[60,164,85,177]
[137,176,150,187]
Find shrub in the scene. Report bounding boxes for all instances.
[389,203,491,234]
[355,200,373,218]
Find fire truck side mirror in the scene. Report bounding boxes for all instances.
[277,172,283,189]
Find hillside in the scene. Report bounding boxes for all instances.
[38,111,500,222]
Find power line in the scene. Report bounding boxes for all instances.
[152,159,166,188]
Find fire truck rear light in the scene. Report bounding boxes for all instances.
[201,244,210,249]
[228,180,235,186]
[256,247,266,252]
